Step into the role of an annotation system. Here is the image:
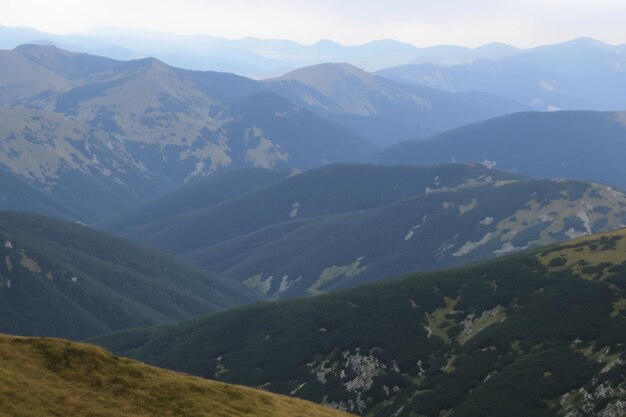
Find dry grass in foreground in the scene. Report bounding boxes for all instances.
[0,334,353,417]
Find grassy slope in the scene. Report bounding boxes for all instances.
[0,334,352,417]
[94,229,626,416]
[0,211,261,339]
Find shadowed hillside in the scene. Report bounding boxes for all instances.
[377,111,626,191]
[0,211,261,339]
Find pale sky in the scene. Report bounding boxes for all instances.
[2,0,626,47]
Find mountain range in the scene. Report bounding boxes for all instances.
[0,25,525,77]
[95,227,626,416]
[378,38,626,111]
[0,211,261,339]
[4,24,626,115]
[101,163,626,299]
[0,44,524,221]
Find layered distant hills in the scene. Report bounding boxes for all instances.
[0,25,524,76]
[0,44,522,221]
[95,227,626,416]
[378,38,626,111]
[3,26,625,111]
[0,211,261,339]
[101,163,626,299]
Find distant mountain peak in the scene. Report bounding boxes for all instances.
[275,62,373,83]
[312,38,342,48]
[14,43,72,55]
[544,36,614,51]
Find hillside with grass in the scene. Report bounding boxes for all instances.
[96,229,626,416]
[0,211,261,339]
[0,334,352,417]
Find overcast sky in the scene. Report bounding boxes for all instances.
[3,0,626,47]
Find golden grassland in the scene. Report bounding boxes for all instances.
[538,227,626,279]
[0,334,353,417]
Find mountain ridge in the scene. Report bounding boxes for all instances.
[377,110,626,191]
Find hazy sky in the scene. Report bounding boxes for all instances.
[3,0,626,47]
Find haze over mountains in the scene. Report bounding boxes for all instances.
[3,25,626,114]
[0,43,526,220]
[378,38,626,111]
[0,25,523,77]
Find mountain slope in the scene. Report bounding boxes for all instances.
[98,168,290,233]
[0,211,261,339]
[264,63,527,146]
[0,45,375,221]
[95,229,626,416]
[221,92,377,168]
[0,106,152,220]
[377,111,626,191]
[102,163,626,299]
[0,165,84,220]
[0,335,351,417]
